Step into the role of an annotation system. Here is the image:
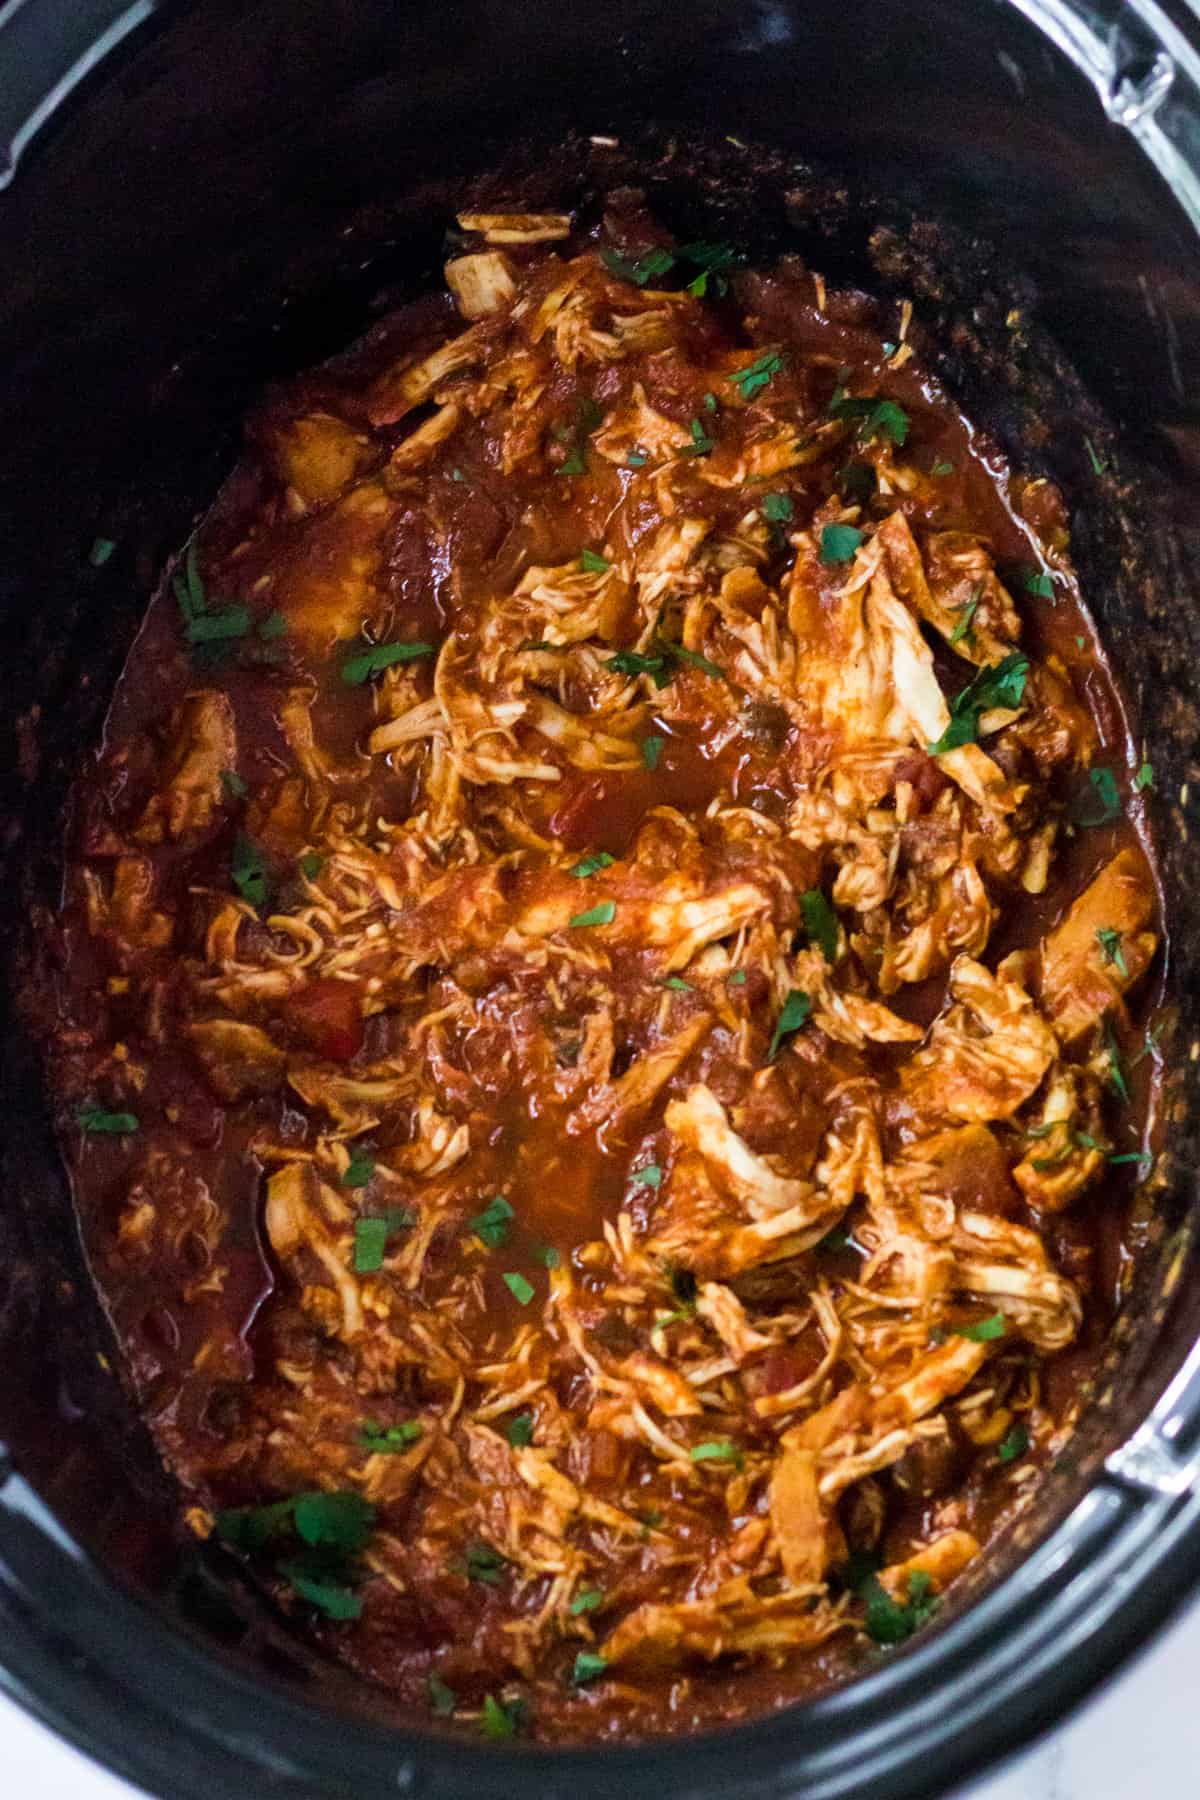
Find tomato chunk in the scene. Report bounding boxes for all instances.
[287,979,363,1062]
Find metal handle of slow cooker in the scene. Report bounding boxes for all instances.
[0,0,159,192]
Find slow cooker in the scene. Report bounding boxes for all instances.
[2,1,1200,1795]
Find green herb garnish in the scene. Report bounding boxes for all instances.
[601,246,676,287]
[532,1243,561,1269]
[428,1673,457,1717]
[341,641,435,685]
[632,1163,662,1189]
[948,580,984,648]
[299,852,324,881]
[679,241,739,297]
[1104,1019,1130,1105]
[681,417,715,457]
[641,734,664,771]
[729,351,784,401]
[1022,566,1054,599]
[927,652,1029,755]
[956,1312,1006,1342]
[278,1565,363,1620]
[221,768,248,801]
[690,1439,744,1470]
[627,450,648,468]
[353,1217,390,1272]
[579,548,610,574]
[768,989,812,1061]
[358,1419,422,1453]
[819,523,864,565]
[258,610,288,639]
[1084,436,1108,476]
[862,1569,939,1645]
[931,460,955,477]
[465,1541,507,1586]
[571,851,615,879]
[481,1693,527,1738]
[506,1411,535,1448]
[663,975,692,991]
[88,536,116,567]
[186,605,251,644]
[78,1107,139,1135]
[800,889,839,963]
[569,901,616,929]
[1134,761,1154,792]
[1096,927,1129,978]
[503,1271,536,1306]
[571,1652,608,1687]
[728,969,747,986]
[570,1588,604,1615]
[231,832,269,908]
[1072,765,1122,827]
[470,1196,514,1250]
[343,1155,375,1189]
[606,648,673,687]
[998,1422,1030,1463]
[762,492,793,524]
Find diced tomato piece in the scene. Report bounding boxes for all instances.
[288,979,363,1062]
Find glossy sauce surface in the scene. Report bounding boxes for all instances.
[41,201,1162,1741]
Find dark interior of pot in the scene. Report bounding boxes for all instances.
[1,0,1200,1792]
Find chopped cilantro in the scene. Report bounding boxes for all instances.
[569,901,616,929]
[956,1312,1006,1342]
[998,1422,1029,1464]
[230,833,269,909]
[931,460,955,477]
[353,1217,391,1272]
[506,1411,535,1448]
[503,1271,536,1306]
[186,605,251,644]
[481,1693,527,1737]
[428,1673,457,1716]
[663,975,692,991]
[601,246,675,287]
[626,449,648,468]
[221,769,248,801]
[606,648,673,687]
[641,734,664,771]
[258,610,288,639]
[817,1228,853,1253]
[728,969,748,986]
[278,1565,362,1620]
[1096,927,1129,978]
[532,1242,561,1269]
[1072,765,1122,827]
[768,989,812,1061]
[1022,566,1054,599]
[669,641,724,679]
[465,1541,507,1586]
[78,1107,138,1135]
[1104,1019,1130,1105]
[341,641,434,685]
[579,548,610,574]
[680,241,739,298]
[343,1155,375,1189]
[470,1196,514,1250]
[292,1491,375,1554]
[829,388,909,445]
[729,351,784,401]
[839,459,877,502]
[571,851,615,878]
[819,523,864,564]
[762,491,793,524]
[451,467,465,482]
[632,1163,663,1189]
[299,852,324,881]
[1084,436,1108,475]
[1109,1150,1153,1169]
[690,1440,744,1469]
[570,1588,604,1615]
[948,581,984,648]
[1134,761,1154,792]
[927,652,1030,755]
[571,1652,608,1687]
[681,417,715,457]
[862,1569,938,1645]
[358,1419,422,1453]
[88,536,116,567]
[800,889,839,963]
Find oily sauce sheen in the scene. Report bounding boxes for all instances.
[42,199,1163,1742]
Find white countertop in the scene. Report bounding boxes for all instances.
[5,1592,1199,1798]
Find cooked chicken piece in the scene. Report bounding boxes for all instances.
[665,1085,816,1219]
[697,1282,773,1361]
[567,1017,711,1137]
[265,411,375,510]
[902,955,1058,1124]
[367,328,484,426]
[457,210,572,243]
[770,1442,841,1586]
[187,1019,286,1101]
[135,690,236,843]
[82,856,173,953]
[265,1162,362,1337]
[876,512,1019,667]
[287,1062,410,1135]
[814,990,924,1049]
[389,401,462,472]
[271,480,392,647]
[601,1579,843,1673]
[877,1529,980,1600]
[592,386,694,467]
[444,251,517,318]
[1013,1067,1106,1211]
[1039,848,1157,1044]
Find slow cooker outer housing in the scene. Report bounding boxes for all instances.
[2,1,1200,1796]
